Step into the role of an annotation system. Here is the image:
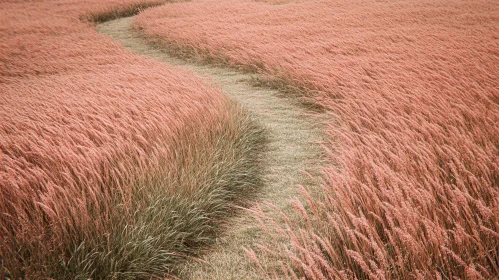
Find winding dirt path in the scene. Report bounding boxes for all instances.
[98,16,324,279]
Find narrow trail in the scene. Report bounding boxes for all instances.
[98,16,324,279]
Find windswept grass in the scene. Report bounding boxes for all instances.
[0,1,265,278]
[137,0,499,278]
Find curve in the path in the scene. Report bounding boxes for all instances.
[98,16,324,280]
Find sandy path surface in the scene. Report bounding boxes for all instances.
[98,16,324,280]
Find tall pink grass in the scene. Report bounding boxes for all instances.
[1,1,266,278]
[137,0,499,278]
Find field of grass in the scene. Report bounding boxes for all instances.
[0,1,265,278]
[136,0,499,278]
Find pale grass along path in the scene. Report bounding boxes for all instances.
[98,16,325,279]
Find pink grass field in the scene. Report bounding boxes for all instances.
[0,0,245,277]
[136,0,499,278]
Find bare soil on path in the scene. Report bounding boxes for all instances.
[98,16,325,279]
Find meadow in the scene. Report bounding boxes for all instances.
[136,0,499,278]
[1,0,265,278]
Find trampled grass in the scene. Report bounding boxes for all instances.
[136,0,499,278]
[0,1,265,278]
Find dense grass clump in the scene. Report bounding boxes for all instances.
[137,0,499,278]
[54,104,265,279]
[1,1,265,278]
